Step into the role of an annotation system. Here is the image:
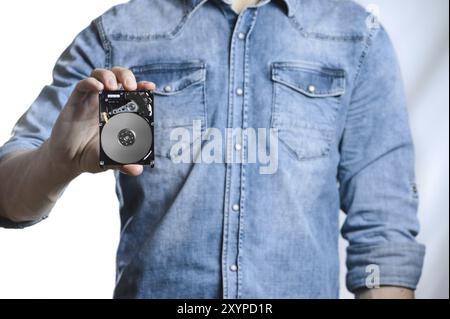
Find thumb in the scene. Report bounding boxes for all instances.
[118,165,144,176]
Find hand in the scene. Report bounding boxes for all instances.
[47,67,155,177]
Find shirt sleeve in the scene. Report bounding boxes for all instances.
[0,18,107,229]
[339,25,425,292]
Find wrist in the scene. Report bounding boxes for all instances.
[40,139,81,182]
[356,287,415,299]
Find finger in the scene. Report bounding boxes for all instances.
[74,77,104,93]
[111,67,137,91]
[118,165,144,176]
[91,68,118,90]
[67,78,105,107]
[137,81,156,91]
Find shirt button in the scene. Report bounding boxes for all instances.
[236,88,244,96]
[164,85,173,93]
[238,32,245,40]
[307,85,316,94]
[232,204,240,212]
[235,143,242,151]
[230,265,238,272]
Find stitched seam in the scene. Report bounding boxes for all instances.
[221,11,241,299]
[109,0,207,41]
[153,81,205,96]
[221,132,231,299]
[236,8,257,300]
[337,27,380,172]
[131,63,206,73]
[352,28,379,85]
[273,62,346,77]
[203,65,208,130]
[289,15,365,42]
[94,16,112,69]
[270,63,278,129]
[272,77,345,97]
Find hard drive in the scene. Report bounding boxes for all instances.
[99,90,154,167]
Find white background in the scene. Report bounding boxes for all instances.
[0,0,448,299]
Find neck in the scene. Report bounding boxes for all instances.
[231,0,259,14]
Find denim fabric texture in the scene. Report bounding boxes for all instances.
[0,0,425,298]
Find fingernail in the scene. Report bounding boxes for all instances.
[125,78,136,89]
[108,78,116,89]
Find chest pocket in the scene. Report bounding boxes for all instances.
[271,62,345,161]
[131,62,207,159]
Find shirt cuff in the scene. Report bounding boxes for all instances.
[0,141,38,161]
[346,242,426,292]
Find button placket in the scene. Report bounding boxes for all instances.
[222,8,257,300]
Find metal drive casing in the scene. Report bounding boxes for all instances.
[99,90,154,167]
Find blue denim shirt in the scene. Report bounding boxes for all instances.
[0,0,425,298]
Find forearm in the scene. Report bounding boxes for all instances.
[0,141,78,222]
[356,287,415,299]
[0,70,151,223]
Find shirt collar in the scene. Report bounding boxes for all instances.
[188,0,296,17]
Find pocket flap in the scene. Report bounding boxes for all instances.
[272,62,345,97]
[131,62,206,95]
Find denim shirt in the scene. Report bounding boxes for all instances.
[0,0,425,298]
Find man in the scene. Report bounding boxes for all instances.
[0,0,425,299]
